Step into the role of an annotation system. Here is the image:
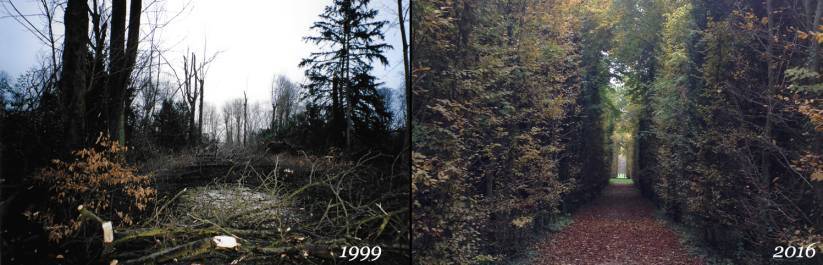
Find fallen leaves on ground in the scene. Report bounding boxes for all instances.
[532,183,703,265]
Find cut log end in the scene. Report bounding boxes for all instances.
[213,235,239,249]
[102,221,114,243]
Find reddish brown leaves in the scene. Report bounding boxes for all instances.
[533,184,703,265]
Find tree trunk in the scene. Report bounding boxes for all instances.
[243,91,248,145]
[107,0,141,146]
[332,75,340,139]
[198,76,204,143]
[120,0,142,145]
[344,16,353,150]
[108,0,126,144]
[225,115,232,145]
[61,0,89,149]
[345,83,353,150]
[190,53,198,145]
[276,101,279,132]
[86,2,108,138]
[398,0,411,155]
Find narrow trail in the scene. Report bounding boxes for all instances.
[532,181,703,265]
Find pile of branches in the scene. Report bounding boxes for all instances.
[76,152,408,264]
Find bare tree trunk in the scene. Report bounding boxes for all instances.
[108,0,126,144]
[276,103,279,132]
[40,0,59,92]
[397,0,409,92]
[145,25,154,127]
[397,0,411,156]
[182,52,199,145]
[107,0,141,146]
[243,91,248,146]
[88,0,107,136]
[234,102,241,145]
[224,109,232,145]
[198,73,204,143]
[192,54,197,144]
[121,0,142,145]
[61,0,89,149]
[190,53,198,145]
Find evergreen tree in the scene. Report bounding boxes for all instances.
[300,0,392,148]
[153,99,189,151]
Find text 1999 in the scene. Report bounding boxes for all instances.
[339,246,381,262]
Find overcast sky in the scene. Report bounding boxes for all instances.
[0,0,407,110]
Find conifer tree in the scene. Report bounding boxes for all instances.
[300,0,392,148]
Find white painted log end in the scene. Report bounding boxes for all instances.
[102,221,113,243]
[213,235,239,249]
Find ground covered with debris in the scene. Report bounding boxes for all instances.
[64,149,409,264]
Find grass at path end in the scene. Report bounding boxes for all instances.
[609,178,634,185]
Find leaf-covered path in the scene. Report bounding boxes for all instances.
[533,181,703,265]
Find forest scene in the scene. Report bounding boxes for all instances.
[412,0,823,264]
[0,0,410,264]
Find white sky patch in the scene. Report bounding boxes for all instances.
[1,0,407,111]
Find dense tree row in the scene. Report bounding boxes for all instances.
[413,0,823,263]
[602,0,823,263]
[411,1,611,263]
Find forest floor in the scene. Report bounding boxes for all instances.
[531,181,704,265]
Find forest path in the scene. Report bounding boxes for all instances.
[532,181,703,265]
